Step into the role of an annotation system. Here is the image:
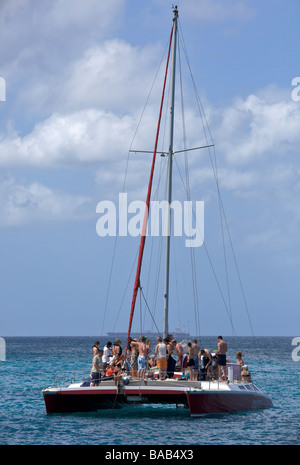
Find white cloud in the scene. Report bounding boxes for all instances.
[215,90,300,165]
[0,177,90,227]
[62,40,163,114]
[0,0,126,122]
[0,0,125,71]
[0,109,135,168]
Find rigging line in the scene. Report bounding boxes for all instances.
[178,24,253,336]
[170,238,182,329]
[140,138,169,332]
[178,23,237,333]
[101,38,171,336]
[178,34,200,338]
[173,154,237,336]
[185,67,253,336]
[217,201,256,337]
[144,81,170,321]
[139,55,172,333]
[145,54,173,333]
[125,24,174,357]
[179,26,240,334]
[111,247,139,332]
[140,287,162,336]
[128,40,171,154]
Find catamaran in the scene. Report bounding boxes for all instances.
[43,6,273,415]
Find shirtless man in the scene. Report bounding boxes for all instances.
[216,336,228,380]
[92,341,100,356]
[192,339,200,381]
[130,338,138,378]
[173,339,184,370]
[131,336,148,380]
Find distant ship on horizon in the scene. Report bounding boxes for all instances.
[106,325,190,341]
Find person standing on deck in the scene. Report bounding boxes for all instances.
[90,349,103,386]
[192,339,200,380]
[186,342,194,380]
[216,336,228,380]
[130,338,139,379]
[155,337,167,380]
[173,339,184,370]
[102,341,112,369]
[92,341,100,356]
[131,336,149,380]
[200,348,212,379]
[166,339,177,378]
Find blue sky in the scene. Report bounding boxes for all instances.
[0,0,299,337]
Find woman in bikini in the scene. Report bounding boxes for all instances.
[241,365,251,382]
[111,354,124,386]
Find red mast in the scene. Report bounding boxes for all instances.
[125,25,174,356]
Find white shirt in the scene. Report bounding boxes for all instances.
[156,343,167,359]
[102,345,111,363]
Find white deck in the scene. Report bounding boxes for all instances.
[44,377,261,394]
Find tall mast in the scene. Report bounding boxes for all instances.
[125,15,174,356]
[163,6,178,338]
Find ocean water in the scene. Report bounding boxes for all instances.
[0,336,299,446]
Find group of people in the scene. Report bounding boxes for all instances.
[185,336,229,381]
[89,335,252,386]
[90,339,126,386]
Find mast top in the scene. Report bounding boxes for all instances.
[173,5,178,19]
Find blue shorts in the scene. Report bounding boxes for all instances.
[193,356,199,370]
[92,372,101,383]
[138,355,147,370]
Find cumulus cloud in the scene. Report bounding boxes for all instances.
[0,0,125,72]
[0,0,126,127]
[217,92,300,165]
[0,177,90,227]
[61,40,163,114]
[0,0,298,246]
[0,109,136,168]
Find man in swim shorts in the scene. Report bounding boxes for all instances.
[131,336,149,380]
[130,338,138,378]
[155,337,167,380]
[216,335,228,380]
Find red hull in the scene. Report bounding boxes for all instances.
[43,383,273,415]
[43,386,189,413]
[186,390,273,416]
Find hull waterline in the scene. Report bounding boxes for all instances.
[43,380,273,415]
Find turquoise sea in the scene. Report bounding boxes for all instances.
[0,336,299,447]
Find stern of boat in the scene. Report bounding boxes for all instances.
[186,381,273,416]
